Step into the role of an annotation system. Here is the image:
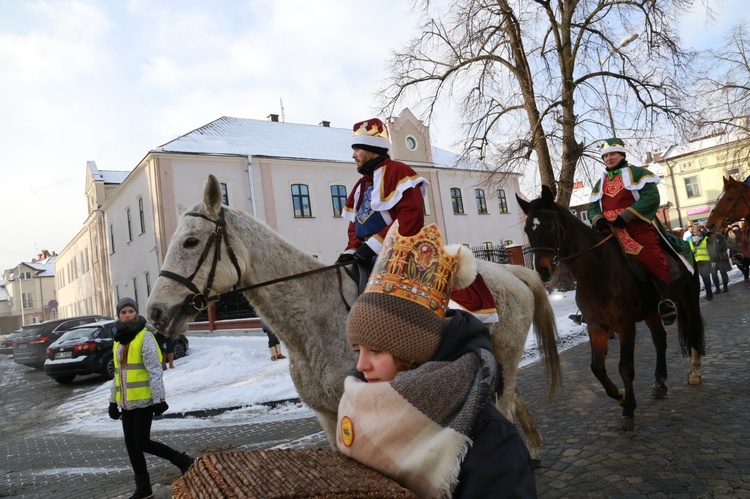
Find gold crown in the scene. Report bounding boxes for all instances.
[365,222,460,318]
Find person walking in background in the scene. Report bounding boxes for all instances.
[261,319,286,361]
[688,225,714,300]
[109,297,195,499]
[708,229,730,294]
[727,222,750,282]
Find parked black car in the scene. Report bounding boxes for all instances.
[44,321,189,384]
[13,315,110,369]
[0,329,22,355]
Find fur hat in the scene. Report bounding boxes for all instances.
[346,222,476,365]
[116,297,138,316]
[351,118,390,153]
[600,137,627,157]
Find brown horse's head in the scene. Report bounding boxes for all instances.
[706,176,750,232]
[516,185,560,282]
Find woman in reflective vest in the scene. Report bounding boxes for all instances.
[688,226,714,301]
[108,297,195,499]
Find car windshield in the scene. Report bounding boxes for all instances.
[57,328,99,341]
[18,325,47,337]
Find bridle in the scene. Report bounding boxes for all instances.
[711,184,750,226]
[527,208,613,265]
[158,208,354,314]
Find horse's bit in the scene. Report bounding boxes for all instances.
[159,208,354,314]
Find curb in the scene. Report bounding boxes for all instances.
[157,398,302,419]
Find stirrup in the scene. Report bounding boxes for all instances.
[658,299,677,326]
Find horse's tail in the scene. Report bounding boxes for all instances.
[677,269,706,357]
[504,265,562,398]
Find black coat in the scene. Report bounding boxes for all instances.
[434,311,538,498]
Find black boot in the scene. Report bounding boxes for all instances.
[128,473,153,499]
[173,452,197,475]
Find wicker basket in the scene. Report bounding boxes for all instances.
[171,448,418,498]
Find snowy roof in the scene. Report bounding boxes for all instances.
[23,256,56,277]
[153,116,467,169]
[88,160,130,184]
[660,130,742,160]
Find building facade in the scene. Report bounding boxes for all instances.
[55,109,527,317]
[0,251,58,333]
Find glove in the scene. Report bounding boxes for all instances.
[612,216,628,229]
[336,253,356,264]
[108,403,121,420]
[353,244,377,265]
[153,401,169,416]
[593,218,609,232]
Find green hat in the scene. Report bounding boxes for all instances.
[600,137,626,157]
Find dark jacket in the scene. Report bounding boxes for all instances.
[434,311,538,498]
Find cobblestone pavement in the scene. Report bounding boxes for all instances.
[1,282,748,498]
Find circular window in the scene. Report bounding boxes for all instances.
[405,136,418,150]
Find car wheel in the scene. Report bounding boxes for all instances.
[53,375,75,384]
[101,356,115,380]
[174,340,187,359]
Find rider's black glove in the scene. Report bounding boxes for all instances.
[353,244,377,265]
[612,216,628,229]
[593,218,609,232]
[336,253,356,264]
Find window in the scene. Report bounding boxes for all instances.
[405,135,418,150]
[726,167,741,179]
[18,271,31,280]
[684,176,701,198]
[115,285,120,304]
[220,182,230,206]
[22,292,33,309]
[330,185,347,217]
[145,272,151,297]
[93,232,99,262]
[126,208,133,242]
[132,277,138,307]
[451,188,464,214]
[138,197,145,234]
[109,223,115,254]
[498,189,509,214]
[475,189,488,214]
[291,184,313,218]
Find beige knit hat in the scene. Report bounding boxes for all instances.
[347,221,475,365]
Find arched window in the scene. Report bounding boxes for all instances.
[475,189,488,214]
[498,189,509,214]
[291,184,313,218]
[451,188,464,214]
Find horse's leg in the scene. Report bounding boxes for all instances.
[689,348,703,385]
[588,325,623,402]
[616,323,638,429]
[314,408,339,450]
[511,386,543,468]
[644,316,668,398]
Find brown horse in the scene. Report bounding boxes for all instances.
[706,176,750,232]
[517,186,706,430]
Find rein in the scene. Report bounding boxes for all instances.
[528,209,613,262]
[159,208,355,314]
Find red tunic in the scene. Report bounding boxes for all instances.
[600,175,670,283]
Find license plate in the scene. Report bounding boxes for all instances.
[17,344,27,349]
[55,351,72,359]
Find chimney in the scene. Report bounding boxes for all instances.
[319,120,330,127]
[267,114,279,122]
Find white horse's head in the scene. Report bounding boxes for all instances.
[147,174,246,335]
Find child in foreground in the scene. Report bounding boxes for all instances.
[336,222,537,498]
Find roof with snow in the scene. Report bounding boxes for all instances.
[88,160,130,183]
[153,116,469,169]
[23,256,56,277]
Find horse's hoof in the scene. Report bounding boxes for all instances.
[617,416,635,431]
[688,374,702,385]
[652,383,668,399]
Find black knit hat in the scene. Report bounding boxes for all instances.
[116,297,138,316]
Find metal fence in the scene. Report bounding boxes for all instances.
[470,244,535,270]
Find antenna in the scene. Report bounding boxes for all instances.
[279,98,285,122]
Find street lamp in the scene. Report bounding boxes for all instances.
[598,33,639,136]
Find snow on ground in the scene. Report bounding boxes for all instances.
[55,267,747,433]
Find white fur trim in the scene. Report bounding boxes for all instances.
[448,300,500,323]
[449,245,477,290]
[371,168,429,211]
[352,134,390,150]
[600,145,626,156]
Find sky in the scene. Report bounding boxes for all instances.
[0,0,745,270]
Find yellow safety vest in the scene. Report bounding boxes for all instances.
[113,329,162,404]
[689,236,710,262]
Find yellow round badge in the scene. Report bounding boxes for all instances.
[340,416,354,447]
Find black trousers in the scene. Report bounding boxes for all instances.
[696,261,713,298]
[121,406,180,476]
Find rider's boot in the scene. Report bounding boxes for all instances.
[655,278,677,326]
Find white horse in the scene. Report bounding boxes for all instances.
[147,175,561,464]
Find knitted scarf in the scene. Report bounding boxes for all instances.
[114,316,147,344]
[336,344,498,498]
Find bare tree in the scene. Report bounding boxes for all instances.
[379,0,699,206]
[692,21,750,171]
